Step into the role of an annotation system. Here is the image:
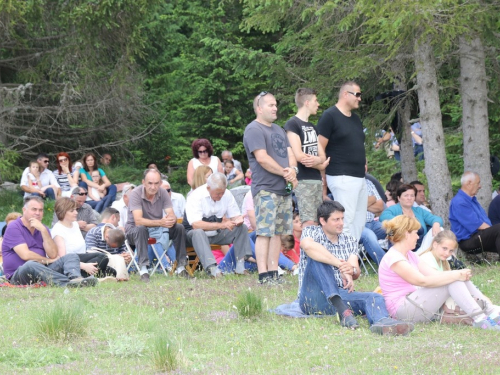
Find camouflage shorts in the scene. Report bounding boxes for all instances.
[254,190,292,237]
[294,179,323,223]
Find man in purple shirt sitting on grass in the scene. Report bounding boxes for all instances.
[2,196,96,287]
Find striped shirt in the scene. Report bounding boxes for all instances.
[85,223,126,255]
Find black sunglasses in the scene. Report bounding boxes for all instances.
[166,188,172,192]
[347,91,362,98]
[198,149,208,154]
[257,91,269,106]
[77,192,87,196]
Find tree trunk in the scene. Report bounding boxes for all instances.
[459,35,492,209]
[414,37,453,226]
[393,61,418,182]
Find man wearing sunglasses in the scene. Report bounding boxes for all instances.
[20,152,61,200]
[243,91,298,284]
[317,81,367,242]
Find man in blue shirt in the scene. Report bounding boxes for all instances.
[449,171,500,255]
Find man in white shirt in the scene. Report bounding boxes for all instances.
[184,173,252,277]
[161,180,185,218]
[20,153,60,200]
[111,184,136,228]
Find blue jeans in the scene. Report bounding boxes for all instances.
[79,184,116,213]
[299,257,389,325]
[365,220,386,240]
[359,227,386,265]
[32,187,56,200]
[10,254,82,286]
[218,231,295,273]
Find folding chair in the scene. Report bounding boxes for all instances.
[148,237,171,276]
[358,243,378,275]
[124,239,141,273]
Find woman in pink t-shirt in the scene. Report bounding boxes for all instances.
[378,215,500,330]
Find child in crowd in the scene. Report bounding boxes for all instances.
[86,171,108,213]
[281,235,299,264]
[280,212,303,265]
[223,160,243,189]
[27,161,57,196]
[87,171,106,202]
[244,168,252,186]
[419,230,500,323]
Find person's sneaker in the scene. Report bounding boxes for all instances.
[473,317,500,330]
[176,269,194,279]
[340,310,359,330]
[274,275,286,284]
[370,317,414,336]
[98,276,117,283]
[140,273,150,283]
[259,276,276,285]
[67,276,98,288]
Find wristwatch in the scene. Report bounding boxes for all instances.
[353,267,358,276]
[292,166,299,175]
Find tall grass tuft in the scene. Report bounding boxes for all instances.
[151,336,179,372]
[235,290,262,318]
[36,299,88,341]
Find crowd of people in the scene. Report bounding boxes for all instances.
[1,82,500,335]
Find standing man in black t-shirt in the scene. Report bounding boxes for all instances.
[285,88,329,228]
[317,81,367,241]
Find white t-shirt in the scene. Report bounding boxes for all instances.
[51,221,86,254]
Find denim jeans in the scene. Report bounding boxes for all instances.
[299,257,389,325]
[10,254,82,286]
[359,227,386,265]
[32,187,56,200]
[365,220,386,240]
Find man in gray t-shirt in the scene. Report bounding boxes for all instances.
[125,169,189,282]
[243,92,298,284]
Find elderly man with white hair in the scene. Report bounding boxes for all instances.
[449,171,500,255]
[184,172,253,277]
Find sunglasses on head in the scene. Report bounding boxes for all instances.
[257,91,269,106]
[347,91,362,98]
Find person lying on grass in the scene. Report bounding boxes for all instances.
[298,200,413,336]
[379,215,500,331]
[419,229,500,323]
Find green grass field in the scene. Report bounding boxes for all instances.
[1,267,499,374]
[2,191,500,374]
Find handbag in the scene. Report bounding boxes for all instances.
[88,247,129,281]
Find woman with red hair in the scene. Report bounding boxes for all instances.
[186,139,223,188]
[52,152,81,197]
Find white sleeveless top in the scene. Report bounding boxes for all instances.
[191,156,219,173]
